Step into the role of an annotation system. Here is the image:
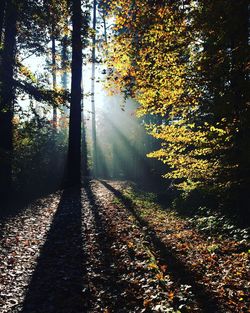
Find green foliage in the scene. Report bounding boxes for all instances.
[13,116,68,199]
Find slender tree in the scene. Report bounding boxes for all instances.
[91,0,98,177]
[0,0,6,44]
[51,33,57,129]
[61,34,69,115]
[81,79,88,178]
[0,0,18,203]
[229,0,249,210]
[66,0,84,185]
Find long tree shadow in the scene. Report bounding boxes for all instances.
[21,187,87,313]
[84,181,146,312]
[0,189,59,224]
[100,180,223,313]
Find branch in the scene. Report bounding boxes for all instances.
[14,79,70,106]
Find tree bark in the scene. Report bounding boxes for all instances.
[52,34,57,129]
[0,0,6,44]
[91,0,98,177]
[61,34,69,115]
[66,0,83,186]
[0,0,17,203]
[230,0,248,125]
[230,0,249,210]
[81,80,88,178]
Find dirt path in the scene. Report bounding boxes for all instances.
[0,181,249,313]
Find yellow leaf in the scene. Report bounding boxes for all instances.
[156,272,164,280]
[168,292,174,301]
[143,299,152,307]
[127,241,134,249]
[148,262,158,270]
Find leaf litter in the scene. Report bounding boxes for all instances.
[0,180,249,313]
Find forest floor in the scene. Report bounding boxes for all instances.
[0,180,249,313]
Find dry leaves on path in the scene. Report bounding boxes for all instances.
[101,180,249,313]
[0,180,249,313]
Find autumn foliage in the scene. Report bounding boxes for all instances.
[103,0,249,205]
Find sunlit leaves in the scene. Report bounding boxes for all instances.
[103,0,243,192]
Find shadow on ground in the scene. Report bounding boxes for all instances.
[0,188,60,223]
[100,180,223,313]
[21,182,146,313]
[21,187,87,313]
[83,182,146,312]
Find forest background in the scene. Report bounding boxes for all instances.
[0,0,249,225]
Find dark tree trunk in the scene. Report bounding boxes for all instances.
[81,80,88,178]
[61,34,69,115]
[230,0,248,125]
[91,0,98,177]
[0,0,6,44]
[52,35,57,129]
[230,0,249,212]
[102,13,107,44]
[0,0,17,204]
[66,0,83,186]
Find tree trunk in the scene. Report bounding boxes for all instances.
[230,0,249,211]
[0,0,6,44]
[66,0,83,186]
[81,80,88,178]
[91,0,98,177]
[61,34,69,115]
[230,1,248,125]
[0,0,17,203]
[102,14,108,44]
[52,34,57,129]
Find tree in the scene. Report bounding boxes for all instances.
[66,0,84,186]
[0,0,6,44]
[195,0,249,210]
[91,0,98,177]
[0,0,71,203]
[61,32,70,116]
[103,0,249,210]
[0,0,18,203]
[42,0,70,129]
[51,34,57,129]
